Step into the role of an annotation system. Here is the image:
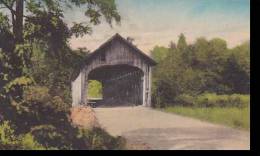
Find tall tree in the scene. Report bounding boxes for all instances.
[0,0,120,121]
[222,41,250,93]
[0,0,120,89]
[177,33,188,52]
[150,46,170,63]
[0,0,122,149]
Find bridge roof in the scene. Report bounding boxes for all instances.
[84,33,157,66]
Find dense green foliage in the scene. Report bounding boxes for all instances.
[0,121,46,150]
[150,46,170,63]
[174,93,249,108]
[152,34,250,130]
[0,0,124,150]
[163,106,249,130]
[151,34,250,108]
[88,80,103,98]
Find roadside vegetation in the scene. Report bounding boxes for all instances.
[1,0,125,150]
[151,34,250,130]
[163,106,249,130]
[161,93,250,130]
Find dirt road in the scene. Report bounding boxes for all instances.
[94,106,250,150]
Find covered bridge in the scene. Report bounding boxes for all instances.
[71,33,156,107]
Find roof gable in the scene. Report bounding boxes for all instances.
[85,33,157,66]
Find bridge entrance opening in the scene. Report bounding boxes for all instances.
[87,80,103,106]
[87,65,144,107]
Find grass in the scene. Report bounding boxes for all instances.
[162,106,250,130]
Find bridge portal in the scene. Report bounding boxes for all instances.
[71,34,156,107]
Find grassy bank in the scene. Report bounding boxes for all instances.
[162,106,250,130]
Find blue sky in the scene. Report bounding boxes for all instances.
[67,0,250,53]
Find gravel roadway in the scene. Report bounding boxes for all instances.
[94,106,250,150]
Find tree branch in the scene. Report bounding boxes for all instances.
[0,0,16,14]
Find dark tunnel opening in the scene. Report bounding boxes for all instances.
[87,65,144,107]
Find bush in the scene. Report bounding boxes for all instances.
[9,86,72,134]
[75,128,126,150]
[173,93,250,108]
[8,86,126,150]
[195,93,250,108]
[0,121,45,150]
[30,125,67,149]
[175,94,195,106]
[163,106,250,130]
[228,94,250,108]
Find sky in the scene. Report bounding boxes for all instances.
[65,0,250,54]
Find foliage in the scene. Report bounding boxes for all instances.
[195,93,249,108]
[222,42,250,94]
[0,121,46,150]
[27,44,89,104]
[76,128,126,150]
[174,93,250,108]
[4,86,126,150]
[0,0,122,150]
[88,80,103,98]
[163,106,250,130]
[175,94,194,107]
[0,0,121,116]
[151,34,250,108]
[177,33,188,52]
[150,46,170,63]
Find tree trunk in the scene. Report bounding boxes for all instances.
[14,0,24,44]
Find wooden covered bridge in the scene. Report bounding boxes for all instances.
[71,34,156,107]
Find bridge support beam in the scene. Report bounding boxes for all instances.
[147,66,152,107]
[142,66,152,107]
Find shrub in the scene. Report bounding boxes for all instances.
[19,133,47,150]
[173,93,250,108]
[10,86,72,134]
[10,86,126,150]
[229,94,250,108]
[75,128,126,150]
[195,93,250,108]
[195,93,219,107]
[0,121,45,150]
[30,125,67,149]
[175,94,195,106]
[164,106,250,130]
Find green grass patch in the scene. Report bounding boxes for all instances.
[162,106,250,130]
[88,80,103,98]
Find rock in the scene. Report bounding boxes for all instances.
[70,106,100,130]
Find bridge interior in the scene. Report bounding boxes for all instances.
[87,65,144,107]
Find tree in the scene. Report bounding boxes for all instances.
[0,0,120,41]
[1,0,122,149]
[169,41,177,50]
[151,35,250,108]
[177,33,188,52]
[222,41,250,93]
[150,46,170,63]
[0,0,121,108]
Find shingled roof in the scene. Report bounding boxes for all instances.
[84,33,157,66]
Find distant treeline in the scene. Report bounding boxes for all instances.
[151,34,250,108]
